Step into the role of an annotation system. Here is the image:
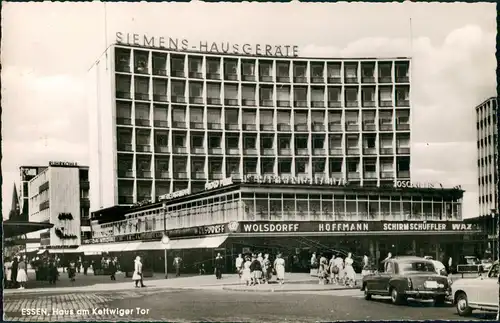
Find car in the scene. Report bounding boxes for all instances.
[430,260,447,276]
[480,259,493,272]
[451,260,498,317]
[361,256,452,306]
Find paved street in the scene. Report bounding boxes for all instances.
[4,285,496,322]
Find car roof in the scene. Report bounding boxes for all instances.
[384,256,432,263]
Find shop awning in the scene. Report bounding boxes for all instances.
[124,235,229,251]
[121,242,143,252]
[76,244,104,255]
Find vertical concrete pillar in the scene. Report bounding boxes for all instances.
[412,239,417,256]
[369,239,375,259]
[435,242,440,260]
[375,241,380,265]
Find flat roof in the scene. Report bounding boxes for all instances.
[475,96,497,110]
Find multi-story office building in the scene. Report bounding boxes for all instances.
[476,97,498,217]
[19,166,47,221]
[89,42,412,211]
[26,162,91,250]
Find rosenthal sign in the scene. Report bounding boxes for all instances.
[159,188,191,201]
[205,177,233,191]
[243,175,347,186]
[49,161,78,167]
[116,32,299,57]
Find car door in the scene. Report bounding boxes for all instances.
[374,260,394,293]
[475,263,499,308]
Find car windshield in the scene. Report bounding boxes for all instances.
[399,261,435,274]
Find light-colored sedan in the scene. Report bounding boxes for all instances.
[451,261,499,316]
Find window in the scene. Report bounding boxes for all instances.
[330,161,342,172]
[294,65,306,77]
[347,161,358,172]
[207,109,221,123]
[242,62,255,75]
[172,109,185,122]
[261,137,273,149]
[277,87,290,101]
[365,137,376,148]
[244,137,256,149]
[190,83,202,97]
[294,112,307,124]
[277,111,290,124]
[171,82,185,96]
[294,88,307,101]
[346,89,358,101]
[225,109,239,123]
[227,136,239,148]
[260,110,273,124]
[225,61,237,74]
[156,134,168,146]
[190,108,203,122]
[242,111,256,124]
[189,58,201,72]
[260,63,272,76]
[172,58,184,71]
[260,87,272,100]
[207,60,219,73]
[209,136,221,148]
[311,65,323,77]
[345,65,357,77]
[364,162,376,172]
[380,89,392,101]
[191,136,203,148]
[224,85,238,99]
[363,89,374,101]
[277,64,289,76]
[173,135,186,147]
[311,89,324,101]
[296,161,307,173]
[328,88,341,101]
[242,86,255,100]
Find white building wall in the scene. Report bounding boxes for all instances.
[89,48,118,212]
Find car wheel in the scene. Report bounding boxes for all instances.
[364,286,372,300]
[390,287,405,305]
[455,292,472,316]
[434,296,446,306]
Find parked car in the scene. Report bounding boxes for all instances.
[430,260,447,276]
[361,256,452,305]
[480,259,493,272]
[451,261,498,316]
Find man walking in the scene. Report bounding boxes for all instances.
[235,254,243,278]
[173,255,183,277]
[214,253,224,280]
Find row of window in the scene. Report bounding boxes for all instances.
[479,193,497,204]
[477,134,497,148]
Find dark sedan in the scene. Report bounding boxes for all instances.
[361,256,452,306]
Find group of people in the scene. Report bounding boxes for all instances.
[4,256,28,289]
[235,253,286,285]
[313,252,358,287]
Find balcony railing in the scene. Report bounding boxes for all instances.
[171,96,186,103]
[380,147,394,155]
[262,148,275,156]
[313,148,326,155]
[278,124,291,131]
[311,101,325,108]
[362,76,376,83]
[348,172,361,179]
[172,147,188,154]
[328,123,342,132]
[242,75,256,82]
[136,144,152,152]
[153,94,168,102]
[224,72,238,80]
[208,147,223,154]
[117,143,133,151]
[206,73,221,80]
[191,147,205,154]
[207,123,222,130]
[294,100,308,108]
[137,170,152,178]
[296,148,309,155]
[330,172,343,178]
[379,123,393,131]
[327,77,341,84]
[260,99,273,106]
[277,100,291,108]
[154,120,169,128]
[397,147,411,154]
[363,147,377,155]
[242,99,256,106]
[210,173,224,180]
[190,122,204,129]
[364,171,377,179]
[312,123,326,131]
[260,124,274,131]
[379,100,393,107]
[225,123,240,130]
[295,124,308,132]
[172,121,187,128]
[174,172,188,179]
[191,172,206,179]
[311,76,325,84]
[225,99,238,106]
[347,148,360,155]
[396,100,410,107]
[260,75,273,82]
[279,148,292,156]
[362,100,376,107]
[396,123,410,131]
[363,123,376,131]
[116,91,131,99]
[345,123,360,131]
[135,92,150,101]
[190,97,204,104]
[118,196,134,204]
[171,70,185,78]
[243,148,258,155]
[380,171,394,179]
[117,117,132,125]
[396,76,410,83]
[207,98,221,105]
[118,170,134,178]
[243,124,257,131]
[226,148,240,155]
[155,145,169,153]
[135,119,150,127]
[156,171,170,179]
[397,171,410,178]
[345,101,359,108]
[345,77,358,84]
[189,71,203,79]
[379,76,392,83]
[276,76,290,83]
[294,76,307,83]
[153,69,167,76]
[329,148,343,155]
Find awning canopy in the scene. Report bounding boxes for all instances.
[3,221,53,238]
[37,249,81,254]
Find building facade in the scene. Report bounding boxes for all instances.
[19,166,47,221]
[26,162,91,250]
[88,40,412,212]
[476,96,498,217]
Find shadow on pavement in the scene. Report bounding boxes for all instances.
[368,296,454,308]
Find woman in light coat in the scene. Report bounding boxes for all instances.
[273,253,286,284]
[344,252,356,287]
[241,256,252,286]
[16,257,28,289]
[4,257,12,288]
[132,256,145,288]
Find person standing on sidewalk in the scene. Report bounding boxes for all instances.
[16,257,28,289]
[132,256,146,288]
[235,254,243,278]
[67,260,77,282]
[344,253,356,287]
[47,259,58,285]
[109,258,117,281]
[250,254,262,285]
[274,253,285,285]
[214,253,224,279]
[4,257,12,289]
[241,256,252,286]
[173,255,183,277]
[11,257,19,289]
[262,254,272,284]
[83,259,89,275]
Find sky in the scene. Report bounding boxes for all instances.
[1,1,496,220]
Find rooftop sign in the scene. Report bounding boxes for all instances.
[159,188,190,201]
[205,177,233,191]
[116,32,299,57]
[242,175,348,186]
[49,161,78,167]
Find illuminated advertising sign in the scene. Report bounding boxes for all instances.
[242,175,347,186]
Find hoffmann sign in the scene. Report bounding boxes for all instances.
[116,32,299,57]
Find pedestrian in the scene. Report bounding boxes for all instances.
[262,254,272,284]
[67,260,76,282]
[250,254,262,285]
[331,255,341,284]
[241,256,252,286]
[109,258,117,281]
[83,259,89,275]
[344,252,356,287]
[11,257,19,289]
[274,253,285,285]
[16,257,28,289]
[4,257,12,289]
[318,255,328,284]
[132,256,146,288]
[77,257,82,274]
[235,253,243,278]
[448,256,453,274]
[214,253,224,279]
[362,254,370,277]
[383,252,392,272]
[173,255,183,277]
[47,259,58,285]
[257,253,264,266]
[310,252,318,274]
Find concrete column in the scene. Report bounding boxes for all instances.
[412,239,417,256]
[369,239,375,259]
[435,242,440,260]
[375,241,380,264]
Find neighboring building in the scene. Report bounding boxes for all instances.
[26,162,90,250]
[476,96,498,217]
[19,166,47,221]
[88,37,412,212]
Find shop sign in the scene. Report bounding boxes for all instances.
[205,177,233,191]
[116,32,299,57]
[83,237,114,244]
[394,180,444,189]
[49,161,78,167]
[488,234,498,240]
[168,224,227,238]
[242,175,347,186]
[159,188,191,201]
